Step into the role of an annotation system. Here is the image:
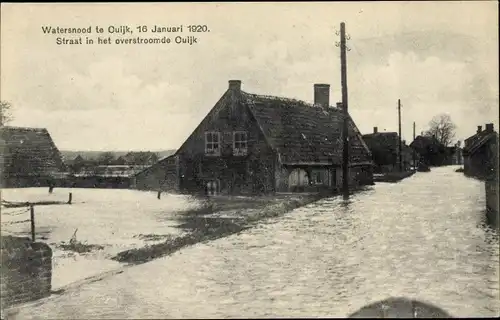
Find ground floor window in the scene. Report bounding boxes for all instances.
[311,169,330,185]
[205,180,219,196]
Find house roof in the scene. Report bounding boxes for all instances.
[361,131,418,164]
[0,126,65,176]
[134,154,177,177]
[362,132,398,152]
[463,130,498,155]
[240,91,372,165]
[410,135,444,151]
[123,151,159,164]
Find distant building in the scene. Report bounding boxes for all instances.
[113,156,127,165]
[66,155,86,174]
[450,144,463,165]
[401,141,418,170]
[463,124,498,180]
[73,155,84,164]
[71,165,150,188]
[443,146,463,165]
[410,135,449,166]
[134,80,374,195]
[0,126,65,188]
[122,152,159,165]
[361,127,417,173]
[362,128,399,173]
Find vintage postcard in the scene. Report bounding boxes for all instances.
[1,2,499,319]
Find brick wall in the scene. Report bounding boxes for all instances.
[0,236,52,310]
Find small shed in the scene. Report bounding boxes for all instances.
[133,155,180,192]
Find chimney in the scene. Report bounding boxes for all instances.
[313,84,330,109]
[228,80,241,91]
[485,123,494,132]
[373,127,378,134]
[477,125,482,134]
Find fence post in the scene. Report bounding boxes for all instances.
[68,192,73,204]
[30,205,35,242]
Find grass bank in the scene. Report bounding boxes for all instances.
[111,192,325,264]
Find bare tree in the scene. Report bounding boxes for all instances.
[424,114,457,146]
[0,100,13,126]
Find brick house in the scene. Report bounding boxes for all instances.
[134,80,374,195]
[410,135,449,167]
[463,124,498,180]
[362,127,417,173]
[0,126,65,188]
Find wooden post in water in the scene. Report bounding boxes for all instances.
[30,205,35,242]
[340,22,350,201]
[68,192,73,204]
[157,190,161,200]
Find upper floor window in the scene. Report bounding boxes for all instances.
[233,131,248,156]
[205,131,220,156]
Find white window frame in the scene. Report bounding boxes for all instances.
[233,131,248,156]
[205,131,221,156]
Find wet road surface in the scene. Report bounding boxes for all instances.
[10,166,500,318]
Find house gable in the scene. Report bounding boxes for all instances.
[175,88,271,159]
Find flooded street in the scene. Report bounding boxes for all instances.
[13,166,500,318]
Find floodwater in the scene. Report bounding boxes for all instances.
[10,166,500,318]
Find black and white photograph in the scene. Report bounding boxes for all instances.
[1,2,499,318]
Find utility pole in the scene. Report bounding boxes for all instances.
[413,121,416,171]
[340,22,349,200]
[398,99,402,172]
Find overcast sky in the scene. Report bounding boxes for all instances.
[1,2,498,151]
